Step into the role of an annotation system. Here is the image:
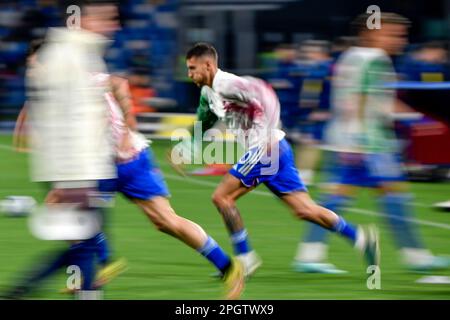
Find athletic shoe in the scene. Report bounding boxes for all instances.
[222,258,245,300]
[362,225,380,267]
[94,257,128,288]
[236,251,263,278]
[292,262,348,274]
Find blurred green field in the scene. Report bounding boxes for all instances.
[0,133,449,300]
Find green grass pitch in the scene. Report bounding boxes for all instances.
[0,134,449,299]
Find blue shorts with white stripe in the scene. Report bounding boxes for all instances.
[229,138,307,197]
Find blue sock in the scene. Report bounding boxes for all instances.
[93,232,110,265]
[331,216,358,244]
[304,194,351,243]
[231,229,252,255]
[69,239,97,290]
[198,236,232,273]
[379,193,423,249]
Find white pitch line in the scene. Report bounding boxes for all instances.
[0,144,14,151]
[1,141,449,231]
[347,208,450,231]
[164,173,450,231]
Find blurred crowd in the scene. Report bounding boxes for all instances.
[0,0,178,128]
[262,38,450,183]
[1,1,450,179]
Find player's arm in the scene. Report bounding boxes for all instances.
[12,102,29,152]
[167,86,220,176]
[192,86,219,134]
[110,75,137,131]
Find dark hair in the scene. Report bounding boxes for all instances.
[351,12,410,35]
[27,39,45,58]
[186,43,218,61]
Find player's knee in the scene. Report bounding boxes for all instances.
[211,191,226,208]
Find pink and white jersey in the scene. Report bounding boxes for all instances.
[211,69,285,150]
[91,73,148,160]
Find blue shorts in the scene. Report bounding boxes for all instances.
[229,138,307,197]
[326,151,405,187]
[99,148,170,200]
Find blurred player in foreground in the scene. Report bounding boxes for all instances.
[294,12,450,274]
[3,0,120,299]
[180,43,380,278]
[12,39,129,293]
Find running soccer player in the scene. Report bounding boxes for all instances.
[90,72,245,299]
[11,69,245,300]
[183,43,380,277]
[294,12,450,274]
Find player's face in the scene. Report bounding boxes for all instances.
[371,23,408,55]
[186,56,210,87]
[27,53,37,67]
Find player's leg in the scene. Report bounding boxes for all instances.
[67,240,97,292]
[294,151,357,273]
[293,183,355,273]
[132,196,244,299]
[91,180,117,268]
[372,153,450,271]
[265,139,379,267]
[1,248,71,299]
[211,173,262,276]
[117,149,212,249]
[119,149,244,298]
[47,184,122,293]
[280,191,379,267]
[94,179,128,279]
[133,196,208,248]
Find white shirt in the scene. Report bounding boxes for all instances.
[325,47,397,153]
[28,28,116,182]
[209,69,285,150]
[91,72,149,161]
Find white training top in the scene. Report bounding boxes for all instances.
[91,72,149,161]
[209,69,285,150]
[28,28,116,182]
[325,47,397,153]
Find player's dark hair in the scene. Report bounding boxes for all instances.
[351,12,410,35]
[186,43,218,61]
